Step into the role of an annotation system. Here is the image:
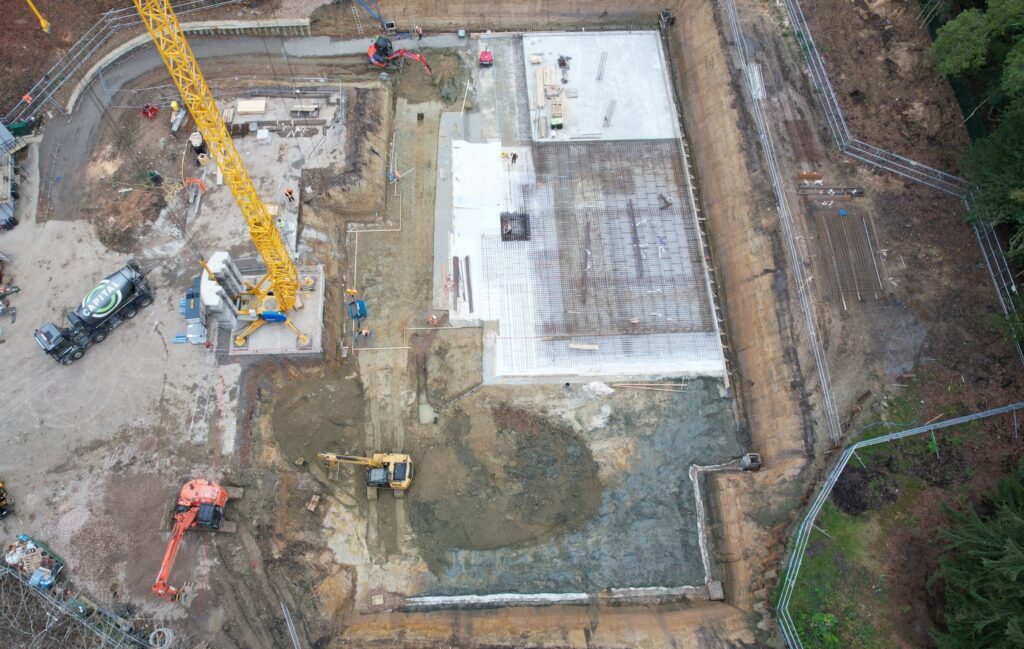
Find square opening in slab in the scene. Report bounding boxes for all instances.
[500,211,531,242]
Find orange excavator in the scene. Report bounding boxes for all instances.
[368,35,432,76]
[152,479,242,599]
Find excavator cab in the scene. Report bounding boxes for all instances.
[193,501,223,529]
[369,35,394,65]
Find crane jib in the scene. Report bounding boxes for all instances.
[132,0,300,313]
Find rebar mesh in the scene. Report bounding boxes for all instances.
[481,139,722,376]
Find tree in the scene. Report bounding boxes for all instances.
[986,0,1024,36]
[931,465,1024,649]
[932,0,1024,259]
[1003,40,1024,97]
[933,9,991,76]
[963,108,1024,258]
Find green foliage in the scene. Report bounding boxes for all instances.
[932,464,1024,649]
[786,503,890,649]
[933,9,991,76]
[932,0,1024,260]
[809,612,842,649]
[986,294,1024,342]
[986,0,1024,34]
[963,108,1024,258]
[1003,40,1024,97]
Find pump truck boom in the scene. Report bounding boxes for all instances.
[34,260,154,364]
[132,0,309,348]
[317,452,414,499]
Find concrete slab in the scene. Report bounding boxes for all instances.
[439,31,724,380]
[508,32,679,142]
[410,378,741,596]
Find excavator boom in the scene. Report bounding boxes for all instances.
[317,452,379,468]
[394,50,433,76]
[152,507,197,598]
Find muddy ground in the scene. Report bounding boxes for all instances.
[409,402,603,557]
[2,0,1018,645]
[802,0,970,172]
[0,1,278,114]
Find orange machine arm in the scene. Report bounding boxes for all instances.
[152,507,198,598]
[396,50,433,76]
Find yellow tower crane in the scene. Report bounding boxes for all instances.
[133,0,309,347]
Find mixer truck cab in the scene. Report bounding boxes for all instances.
[34,260,154,364]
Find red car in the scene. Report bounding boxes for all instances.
[479,50,494,67]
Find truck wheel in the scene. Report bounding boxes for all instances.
[71,349,85,361]
[91,331,107,343]
[138,296,154,308]
[124,308,138,319]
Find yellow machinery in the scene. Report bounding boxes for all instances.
[133,0,309,347]
[23,0,51,33]
[317,452,414,499]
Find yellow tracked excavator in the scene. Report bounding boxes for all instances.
[317,452,414,499]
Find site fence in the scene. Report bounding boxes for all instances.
[2,0,244,126]
[777,0,1023,366]
[716,0,1024,644]
[0,565,147,648]
[774,401,1024,648]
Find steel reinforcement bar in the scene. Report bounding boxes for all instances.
[722,0,844,444]
[774,401,1024,648]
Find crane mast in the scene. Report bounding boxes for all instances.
[132,0,308,346]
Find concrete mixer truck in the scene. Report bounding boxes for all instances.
[33,260,154,364]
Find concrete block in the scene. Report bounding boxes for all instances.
[707,580,725,600]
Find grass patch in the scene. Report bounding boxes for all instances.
[786,502,894,648]
[784,436,936,649]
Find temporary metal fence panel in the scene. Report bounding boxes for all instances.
[0,564,148,648]
[722,0,844,444]
[3,0,243,125]
[774,402,1024,648]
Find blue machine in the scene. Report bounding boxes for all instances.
[347,300,368,321]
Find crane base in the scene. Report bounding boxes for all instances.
[227,264,325,357]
